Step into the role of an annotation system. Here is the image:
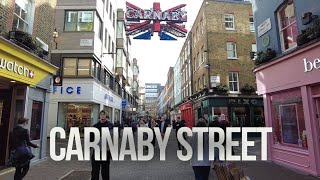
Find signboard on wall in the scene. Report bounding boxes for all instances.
[210,76,220,87]
[80,39,93,47]
[258,18,271,37]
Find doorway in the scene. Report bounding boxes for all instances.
[0,89,12,166]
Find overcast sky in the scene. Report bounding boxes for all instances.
[127,0,203,86]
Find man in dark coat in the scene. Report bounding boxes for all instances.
[174,117,186,150]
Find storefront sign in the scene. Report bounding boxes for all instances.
[228,98,258,105]
[0,58,35,79]
[258,18,271,37]
[104,94,114,102]
[303,58,320,72]
[52,86,81,94]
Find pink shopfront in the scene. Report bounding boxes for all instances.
[254,41,320,176]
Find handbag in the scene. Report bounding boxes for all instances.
[15,141,35,160]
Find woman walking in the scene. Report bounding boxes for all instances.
[11,117,39,180]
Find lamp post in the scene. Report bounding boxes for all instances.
[53,29,58,49]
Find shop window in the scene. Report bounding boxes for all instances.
[64,104,92,134]
[271,89,307,149]
[212,107,229,122]
[224,14,235,30]
[104,106,113,120]
[30,101,42,140]
[65,11,94,31]
[277,0,298,51]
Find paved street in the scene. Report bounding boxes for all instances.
[24,132,319,180]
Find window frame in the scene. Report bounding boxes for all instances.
[224,14,235,30]
[64,10,94,32]
[277,1,298,52]
[226,42,238,60]
[228,72,239,93]
[249,16,255,32]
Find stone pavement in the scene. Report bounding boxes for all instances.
[24,132,319,180]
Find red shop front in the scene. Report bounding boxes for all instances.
[179,101,194,128]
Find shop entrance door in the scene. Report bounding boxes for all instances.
[315,98,320,129]
[0,89,12,166]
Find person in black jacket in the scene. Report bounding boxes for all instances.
[11,117,39,180]
[159,117,168,138]
[174,117,186,150]
[91,110,113,180]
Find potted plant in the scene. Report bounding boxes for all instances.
[212,84,229,95]
[240,84,256,95]
[255,48,277,66]
[297,27,313,46]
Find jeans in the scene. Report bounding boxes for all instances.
[192,166,211,180]
[14,163,30,180]
[91,151,111,180]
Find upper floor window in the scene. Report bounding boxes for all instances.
[252,44,257,60]
[225,14,235,30]
[63,58,91,77]
[249,16,255,32]
[278,1,298,51]
[106,0,109,12]
[227,42,237,59]
[104,29,108,49]
[228,72,239,93]
[65,11,93,31]
[109,4,113,20]
[13,0,34,33]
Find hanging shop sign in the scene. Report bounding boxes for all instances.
[125,2,187,40]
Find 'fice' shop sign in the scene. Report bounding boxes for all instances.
[0,58,35,79]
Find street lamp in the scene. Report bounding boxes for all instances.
[53,28,58,49]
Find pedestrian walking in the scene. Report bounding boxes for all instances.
[91,110,113,180]
[191,118,211,180]
[174,117,186,150]
[159,117,168,138]
[10,117,39,180]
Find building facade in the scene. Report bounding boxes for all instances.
[145,83,161,117]
[190,0,263,126]
[48,0,138,136]
[253,0,320,176]
[0,0,58,168]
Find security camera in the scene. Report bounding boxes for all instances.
[204,64,210,69]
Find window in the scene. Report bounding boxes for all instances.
[193,58,196,72]
[63,58,98,77]
[106,0,109,12]
[96,16,103,40]
[30,101,43,140]
[198,78,201,90]
[63,58,77,76]
[104,29,108,49]
[202,74,206,87]
[228,72,239,93]
[227,42,237,59]
[108,35,111,53]
[78,59,91,76]
[201,46,205,63]
[249,16,255,32]
[65,11,94,31]
[13,0,33,33]
[109,4,112,20]
[197,53,200,68]
[271,89,307,149]
[252,44,257,60]
[225,14,235,30]
[278,1,298,51]
[112,41,115,59]
[113,12,116,27]
[200,19,204,35]
[194,82,197,92]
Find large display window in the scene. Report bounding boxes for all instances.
[64,103,93,134]
[271,89,307,149]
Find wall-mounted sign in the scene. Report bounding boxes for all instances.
[303,58,320,72]
[228,98,258,105]
[210,76,220,87]
[262,34,270,47]
[80,39,93,47]
[104,94,114,102]
[52,86,81,94]
[0,58,35,79]
[53,75,63,86]
[126,2,187,40]
[258,18,271,37]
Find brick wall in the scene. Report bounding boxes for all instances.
[191,1,256,93]
[0,0,14,37]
